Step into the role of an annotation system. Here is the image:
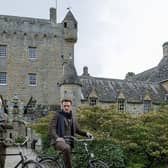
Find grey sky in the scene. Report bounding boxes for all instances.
[0,0,168,79]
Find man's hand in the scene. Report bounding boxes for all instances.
[86,132,93,139]
[56,137,65,143]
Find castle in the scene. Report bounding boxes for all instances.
[0,7,168,114]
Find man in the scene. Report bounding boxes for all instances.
[48,99,92,168]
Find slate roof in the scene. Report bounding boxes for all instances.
[133,55,168,82]
[63,10,77,24]
[79,75,165,104]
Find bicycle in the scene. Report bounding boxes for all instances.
[0,136,44,168]
[38,136,109,168]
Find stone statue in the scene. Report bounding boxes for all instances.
[0,97,13,168]
[0,98,4,121]
[0,97,7,168]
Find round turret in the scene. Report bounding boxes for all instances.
[59,61,82,111]
[162,41,168,57]
[62,10,77,43]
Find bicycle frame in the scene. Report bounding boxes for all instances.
[78,142,95,166]
[0,136,32,168]
[63,136,95,167]
[39,136,109,168]
[0,152,25,168]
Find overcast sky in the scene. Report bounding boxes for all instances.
[0,0,168,79]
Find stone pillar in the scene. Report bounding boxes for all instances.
[18,101,24,120]
[0,99,6,168]
[0,141,6,168]
[26,127,32,148]
[0,98,5,122]
[7,101,13,123]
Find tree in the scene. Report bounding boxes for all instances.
[32,105,168,167]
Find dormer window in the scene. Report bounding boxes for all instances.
[64,22,67,28]
[88,87,98,106]
[118,99,125,112]
[89,98,97,106]
[164,94,168,102]
[144,100,151,112]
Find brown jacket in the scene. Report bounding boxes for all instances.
[48,111,87,145]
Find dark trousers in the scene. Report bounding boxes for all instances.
[0,143,6,168]
[54,141,72,168]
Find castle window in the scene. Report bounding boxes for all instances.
[28,73,37,86]
[118,99,125,112]
[28,47,36,59]
[144,100,151,112]
[9,133,12,138]
[89,98,97,106]
[74,23,77,29]
[0,45,7,57]
[0,72,7,85]
[164,94,168,102]
[64,22,67,28]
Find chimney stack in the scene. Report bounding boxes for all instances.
[50,8,56,24]
[163,42,168,57]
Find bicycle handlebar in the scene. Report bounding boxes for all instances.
[64,135,94,142]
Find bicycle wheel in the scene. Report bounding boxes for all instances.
[88,160,109,168]
[39,157,62,168]
[22,160,44,168]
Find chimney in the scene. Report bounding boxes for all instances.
[82,66,90,76]
[163,42,168,57]
[50,8,56,24]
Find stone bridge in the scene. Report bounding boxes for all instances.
[5,146,37,168]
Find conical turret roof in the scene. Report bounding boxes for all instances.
[63,10,77,24]
[60,61,81,86]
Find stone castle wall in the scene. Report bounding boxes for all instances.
[0,11,77,106]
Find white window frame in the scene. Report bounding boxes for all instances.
[144,100,151,112]
[28,73,37,86]
[89,98,97,106]
[0,72,7,85]
[0,45,7,57]
[28,47,36,59]
[117,99,125,112]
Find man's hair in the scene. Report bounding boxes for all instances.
[61,99,72,105]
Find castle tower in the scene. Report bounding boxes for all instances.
[157,42,168,81]
[62,10,78,64]
[59,61,82,112]
[163,42,168,57]
[0,7,79,106]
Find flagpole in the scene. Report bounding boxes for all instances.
[56,0,57,23]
